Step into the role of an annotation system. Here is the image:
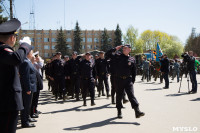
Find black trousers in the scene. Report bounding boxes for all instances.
[81,78,95,101]
[65,79,71,96]
[54,76,66,98]
[110,75,116,98]
[163,72,169,88]
[31,90,40,116]
[0,111,18,133]
[98,74,110,94]
[115,77,139,109]
[70,76,80,97]
[21,92,33,125]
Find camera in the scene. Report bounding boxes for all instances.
[181,53,190,62]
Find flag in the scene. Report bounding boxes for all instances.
[156,43,163,62]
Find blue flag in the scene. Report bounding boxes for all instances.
[156,43,163,62]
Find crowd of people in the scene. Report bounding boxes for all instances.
[0,19,199,133]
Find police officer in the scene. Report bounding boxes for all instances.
[50,52,66,101]
[0,19,32,133]
[106,45,145,119]
[64,55,71,98]
[68,51,82,100]
[141,58,150,82]
[95,51,110,97]
[79,52,96,106]
[160,54,169,89]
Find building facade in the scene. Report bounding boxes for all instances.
[18,29,115,59]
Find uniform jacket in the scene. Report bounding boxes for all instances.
[95,58,109,76]
[0,42,29,112]
[160,58,169,73]
[50,59,65,78]
[106,48,136,83]
[79,59,96,79]
[19,58,37,93]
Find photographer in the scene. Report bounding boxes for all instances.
[182,51,197,94]
[160,54,169,89]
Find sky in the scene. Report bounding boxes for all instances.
[2,0,200,44]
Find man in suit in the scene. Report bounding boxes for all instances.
[0,19,32,133]
[19,49,37,128]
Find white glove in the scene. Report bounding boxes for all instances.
[19,36,31,45]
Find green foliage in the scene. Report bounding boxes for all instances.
[123,25,138,49]
[114,24,122,47]
[55,27,70,56]
[73,21,82,54]
[101,28,112,52]
[0,0,8,24]
[185,28,200,56]
[165,41,184,59]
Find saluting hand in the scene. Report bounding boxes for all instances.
[27,91,31,95]
[115,45,123,51]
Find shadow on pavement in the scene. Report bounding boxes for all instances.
[165,92,190,97]
[190,97,200,101]
[42,105,82,114]
[76,104,115,112]
[145,88,162,91]
[63,117,140,131]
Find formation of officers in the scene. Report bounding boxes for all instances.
[45,45,145,119]
[0,19,43,133]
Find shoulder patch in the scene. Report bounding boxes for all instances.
[128,56,135,63]
[4,48,13,52]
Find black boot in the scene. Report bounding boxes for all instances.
[117,108,123,119]
[111,97,115,104]
[91,99,96,106]
[134,107,145,118]
[102,90,105,96]
[98,91,101,97]
[107,92,111,98]
[76,94,80,101]
[83,99,87,106]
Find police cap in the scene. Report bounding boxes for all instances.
[72,51,77,55]
[0,19,21,35]
[123,44,131,48]
[99,51,105,54]
[64,55,69,58]
[85,52,91,55]
[56,52,62,55]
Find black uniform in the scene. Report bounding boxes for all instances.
[68,56,82,99]
[0,19,32,133]
[95,58,110,97]
[64,60,71,96]
[79,59,96,106]
[50,59,66,100]
[106,48,138,109]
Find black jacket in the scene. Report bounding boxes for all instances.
[160,58,169,73]
[79,59,96,79]
[0,42,29,112]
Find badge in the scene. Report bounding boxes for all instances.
[128,62,131,65]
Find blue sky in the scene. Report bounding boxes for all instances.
[3,0,200,44]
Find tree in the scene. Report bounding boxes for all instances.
[55,27,70,56]
[114,24,122,47]
[73,21,82,54]
[101,28,112,52]
[123,25,138,50]
[0,0,8,24]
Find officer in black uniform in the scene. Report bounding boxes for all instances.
[106,45,145,119]
[50,52,66,101]
[95,51,110,97]
[0,19,32,133]
[160,54,169,89]
[68,51,82,100]
[64,55,71,98]
[79,52,96,106]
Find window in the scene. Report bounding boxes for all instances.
[44,38,49,42]
[66,38,72,42]
[67,31,71,35]
[94,38,99,43]
[44,53,49,58]
[87,32,92,35]
[87,45,92,49]
[44,45,49,49]
[87,38,92,42]
[30,38,35,42]
[82,38,85,42]
[37,38,42,42]
[52,45,55,49]
[67,45,72,49]
[82,45,85,49]
[51,38,56,42]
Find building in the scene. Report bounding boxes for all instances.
[18,29,115,59]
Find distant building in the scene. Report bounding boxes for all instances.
[18,29,115,59]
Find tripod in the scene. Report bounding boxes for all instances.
[178,74,190,93]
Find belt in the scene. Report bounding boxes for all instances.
[119,76,130,79]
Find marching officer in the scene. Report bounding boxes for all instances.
[50,52,66,101]
[79,52,96,106]
[64,55,71,98]
[106,45,145,119]
[0,19,32,133]
[68,51,82,100]
[160,54,170,89]
[95,51,110,97]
